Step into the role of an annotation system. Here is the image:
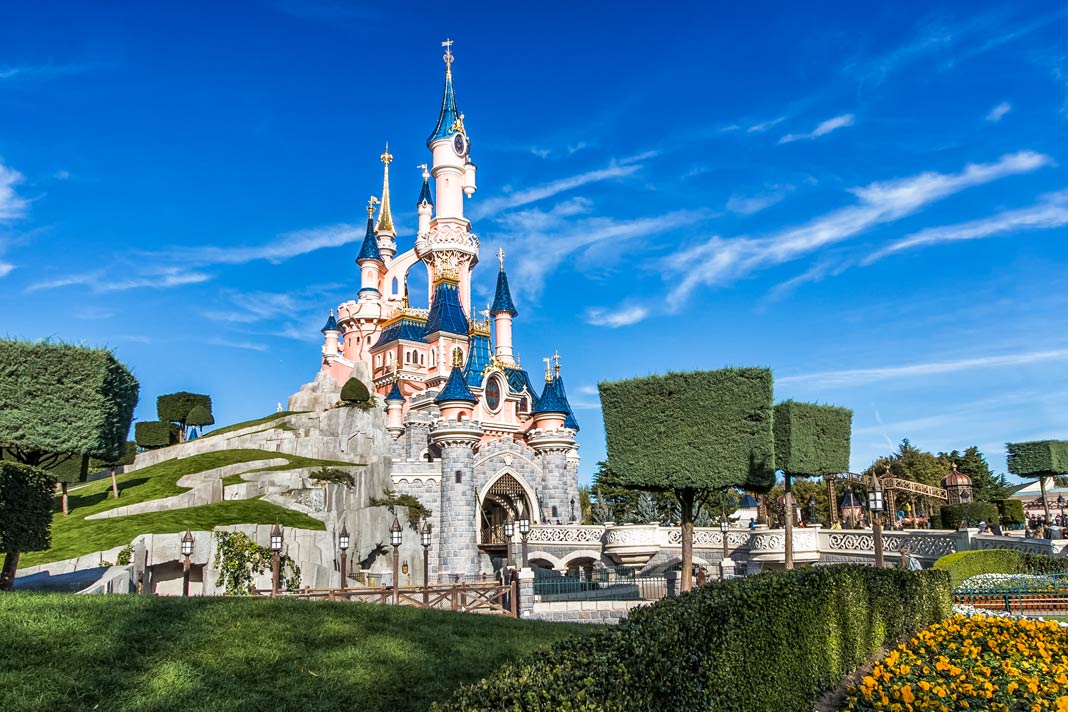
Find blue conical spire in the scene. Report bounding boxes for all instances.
[427,42,462,147]
[435,364,477,404]
[417,172,434,207]
[385,381,405,403]
[356,212,382,263]
[320,309,339,334]
[490,248,518,316]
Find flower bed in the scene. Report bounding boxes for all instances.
[842,614,1068,711]
[958,573,1068,594]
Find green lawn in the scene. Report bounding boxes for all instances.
[0,594,589,712]
[202,411,304,438]
[21,450,359,568]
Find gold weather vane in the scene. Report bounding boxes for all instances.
[497,247,505,271]
[553,351,561,378]
[452,346,464,368]
[366,196,379,218]
[380,142,393,165]
[442,39,454,72]
[543,356,553,383]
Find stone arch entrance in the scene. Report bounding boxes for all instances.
[477,472,536,551]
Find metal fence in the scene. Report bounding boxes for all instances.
[953,576,1068,614]
[534,575,673,602]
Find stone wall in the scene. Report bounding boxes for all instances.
[531,599,652,624]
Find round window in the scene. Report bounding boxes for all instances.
[485,376,502,411]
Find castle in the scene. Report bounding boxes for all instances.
[297,42,580,579]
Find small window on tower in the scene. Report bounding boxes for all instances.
[455,470,463,484]
[551,506,559,519]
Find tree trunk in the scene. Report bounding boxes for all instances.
[1041,476,1052,525]
[679,488,694,593]
[61,482,69,517]
[0,550,19,591]
[784,473,794,570]
[111,469,120,499]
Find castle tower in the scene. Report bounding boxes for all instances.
[320,309,340,360]
[385,378,405,437]
[416,164,433,236]
[375,143,398,263]
[529,355,579,523]
[415,40,479,314]
[356,198,384,300]
[490,248,518,365]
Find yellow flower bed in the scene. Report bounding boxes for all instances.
[842,614,1068,711]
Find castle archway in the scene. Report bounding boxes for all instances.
[477,471,537,551]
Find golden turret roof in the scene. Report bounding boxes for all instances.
[375,142,395,236]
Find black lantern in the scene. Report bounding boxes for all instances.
[420,519,432,547]
[338,524,350,552]
[518,518,530,535]
[270,524,284,552]
[504,519,515,539]
[181,529,194,557]
[390,515,403,547]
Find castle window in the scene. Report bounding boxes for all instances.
[551,505,559,519]
[375,355,382,367]
[455,470,462,484]
[392,277,399,295]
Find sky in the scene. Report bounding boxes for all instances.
[1,1,1066,485]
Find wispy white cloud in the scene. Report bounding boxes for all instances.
[0,262,14,278]
[470,155,652,220]
[27,267,211,293]
[779,348,1068,388]
[0,158,28,220]
[986,101,1012,122]
[779,114,855,144]
[726,187,790,215]
[584,305,649,328]
[765,260,851,302]
[864,189,1068,264]
[665,150,1053,310]
[164,224,358,267]
[747,116,787,133]
[205,338,269,352]
[203,291,304,323]
[0,63,89,81]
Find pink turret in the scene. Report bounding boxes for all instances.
[490,248,518,365]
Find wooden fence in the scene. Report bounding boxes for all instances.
[256,580,519,618]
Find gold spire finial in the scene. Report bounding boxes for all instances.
[392,361,399,381]
[418,163,429,180]
[553,351,561,378]
[452,346,463,368]
[376,145,395,235]
[497,247,505,271]
[543,356,553,383]
[366,195,379,219]
[442,38,454,73]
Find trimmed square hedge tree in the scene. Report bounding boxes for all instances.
[1007,439,1068,524]
[0,340,139,465]
[774,401,852,476]
[599,368,775,591]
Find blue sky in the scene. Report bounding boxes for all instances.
[1,1,1066,484]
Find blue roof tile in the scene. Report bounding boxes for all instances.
[555,375,580,431]
[504,367,539,409]
[423,281,469,337]
[534,375,570,416]
[373,317,427,348]
[417,176,433,206]
[463,332,492,386]
[435,365,477,404]
[356,215,382,262]
[320,311,338,333]
[385,381,405,402]
[427,68,461,147]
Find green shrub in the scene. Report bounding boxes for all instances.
[1006,440,1068,476]
[0,462,57,554]
[434,566,951,712]
[134,421,178,449]
[340,378,371,404]
[938,501,999,530]
[773,401,852,475]
[995,498,1026,526]
[185,404,214,428]
[932,549,1068,586]
[157,392,212,425]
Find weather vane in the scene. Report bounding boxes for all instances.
[497,247,505,270]
[442,38,454,71]
[417,163,429,180]
[366,195,379,218]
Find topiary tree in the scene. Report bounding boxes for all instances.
[599,368,775,592]
[938,501,999,530]
[0,462,58,590]
[339,377,372,405]
[135,421,178,450]
[1007,440,1068,525]
[90,440,137,500]
[44,453,88,516]
[995,498,1026,528]
[0,340,138,585]
[773,401,852,569]
[185,403,214,437]
[157,392,212,441]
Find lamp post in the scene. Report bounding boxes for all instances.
[269,524,284,596]
[1059,495,1066,528]
[180,529,194,597]
[569,497,576,524]
[504,518,515,568]
[390,514,402,605]
[518,517,530,568]
[338,524,349,591]
[720,518,730,562]
[421,518,432,601]
[868,478,885,569]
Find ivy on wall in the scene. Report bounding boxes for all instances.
[213,531,301,595]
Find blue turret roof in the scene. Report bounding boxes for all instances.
[417,176,433,206]
[427,67,461,147]
[464,331,493,387]
[534,375,570,415]
[373,317,427,348]
[423,280,469,337]
[385,381,405,403]
[490,268,518,316]
[320,310,338,333]
[356,215,382,262]
[504,367,539,409]
[435,365,477,404]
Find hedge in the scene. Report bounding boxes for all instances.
[0,340,139,462]
[0,462,57,553]
[938,501,999,530]
[995,498,1026,526]
[185,404,214,428]
[1006,440,1068,476]
[339,377,371,403]
[773,401,852,476]
[157,392,212,425]
[598,369,775,493]
[135,421,178,449]
[434,565,951,712]
[933,549,1068,586]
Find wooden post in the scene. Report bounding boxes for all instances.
[110,469,120,499]
[510,578,519,618]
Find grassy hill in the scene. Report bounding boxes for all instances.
[21,450,358,568]
[0,594,589,712]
